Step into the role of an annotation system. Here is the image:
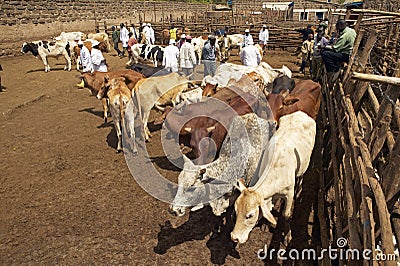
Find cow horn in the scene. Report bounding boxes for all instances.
[184,127,192,133]
[206,126,215,133]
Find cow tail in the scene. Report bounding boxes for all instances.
[119,95,125,129]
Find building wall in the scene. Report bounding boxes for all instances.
[0,0,210,56]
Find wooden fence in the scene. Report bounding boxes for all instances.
[319,8,400,265]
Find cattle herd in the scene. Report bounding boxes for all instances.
[19,30,322,252]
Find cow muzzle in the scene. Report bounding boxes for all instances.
[230,231,249,244]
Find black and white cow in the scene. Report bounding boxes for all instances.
[127,44,164,67]
[21,41,72,72]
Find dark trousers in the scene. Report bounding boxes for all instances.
[113,42,121,55]
[321,50,349,72]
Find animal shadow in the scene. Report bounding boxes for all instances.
[106,127,118,150]
[79,107,105,120]
[154,207,240,264]
[150,156,182,172]
[26,67,66,73]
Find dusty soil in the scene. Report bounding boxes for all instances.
[0,49,320,265]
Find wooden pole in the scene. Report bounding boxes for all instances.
[351,72,400,86]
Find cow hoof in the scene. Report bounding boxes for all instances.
[116,149,122,154]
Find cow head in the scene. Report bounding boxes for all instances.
[267,91,298,125]
[97,76,126,99]
[271,75,296,94]
[21,42,39,56]
[184,123,217,165]
[169,155,204,216]
[202,83,218,97]
[231,179,275,244]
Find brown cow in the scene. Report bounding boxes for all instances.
[97,76,137,153]
[165,92,260,165]
[267,79,321,125]
[82,70,144,123]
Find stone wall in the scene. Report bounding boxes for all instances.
[0,0,210,56]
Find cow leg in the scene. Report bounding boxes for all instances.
[64,53,71,71]
[40,55,49,72]
[143,111,152,141]
[283,187,295,219]
[76,55,80,70]
[101,98,109,123]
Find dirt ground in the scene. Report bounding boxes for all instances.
[0,49,320,265]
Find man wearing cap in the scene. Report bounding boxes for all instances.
[111,25,121,56]
[177,34,186,49]
[259,25,269,50]
[76,40,93,87]
[180,35,197,79]
[201,35,217,77]
[242,29,253,48]
[163,39,180,73]
[240,39,261,67]
[119,23,129,57]
[91,40,108,72]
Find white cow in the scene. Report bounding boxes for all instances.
[21,41,72,72]
[87,32,111,52]
[55,31,85,42]
[230,111,316,244]
[169,113,275,217]
[133,73,190,141]
[201,62,291,95]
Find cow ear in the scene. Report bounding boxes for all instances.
[283,96,299,106]
[281,90,290,98]
[235,178,247,192]
[260,201,277,226]
[184,127,192,133]
[104,75,110,84]
[206,126,215,133]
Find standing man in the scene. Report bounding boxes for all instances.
[180,35,197,79]
[201,35,217,77]
[300,33,314,75]
[321,19,356,81]
[169,24,178,42]
[76,40,93,87]
[111,25,121,57]
[148,23,155,45]
[242,29,253,48]
[127,32,138,63]
[177,34,186,49]
[91,40,108,72]
[240,40,261,67]
[119,23,129,58]
[312,31,329,82]
[258,24,269,50]
[142,23,151,44]
[163,39,179,73]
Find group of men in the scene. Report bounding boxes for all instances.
[163,35,197,78]
[111,23,155,58]
[299,18,356,83]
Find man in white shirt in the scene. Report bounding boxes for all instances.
[76,40,93,87]
[163,39,179,73]
[79,40,93,73]
[258,25,269,50]
[148,23,155,45]
[240,39,261,67]
[142,23,152,44]
[119,23,129,57]
[242,29,253,47]
[179,35,197,79]
[91,40,108,72]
